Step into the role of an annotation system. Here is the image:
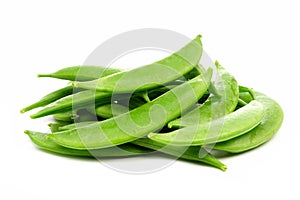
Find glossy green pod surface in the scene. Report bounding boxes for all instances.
[44,69,212,150]
[132,138,226,171]
[25,131,152,157]
[213,92,284,153]
[38,65,120,81]
[74,35,203,93]
[168,61,239,128]
[149,100,265,146]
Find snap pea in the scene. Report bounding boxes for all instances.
[213,92,284,153]
[25,130,153,157]
[20,85,74,113]
[38,65,120,81]
[74,35,203,93]
[48,122,70,133]
[95,103,129,118]
[148,100,264,146]
[239,91,254,104]
[237,98,248,107]
[53,110,77,122]
[43,69,212,150]
[59,121,95,131]
[132,138,226,171]
[168,61,239,128]
[30,90,115,119]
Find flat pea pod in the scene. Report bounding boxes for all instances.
[74,35,203,93]
[25,130,153,157]
[43,69,212,150]
[38,66,120,81]
[30,90,115,119]
[213,92,284,153]
[168,61,239,128]
[148,100,265,146]
[132,138,226,171]
[20,85,74,113]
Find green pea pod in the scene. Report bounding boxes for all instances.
[239,91,254,104]
[20,85,74,113]
[132,138,226,171]
[95,104,129,118]
[48,122,70,133]
[213,92,284,153]
[53,110,77,122]
[168,61,239,128]
[42,69,212,150]
[25,131,153,157]
[148,100,265,146]
[74,35,203,93]
[38,65,120,81]
[30,90,115,119]
[59,121,95,131]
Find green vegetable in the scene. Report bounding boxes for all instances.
[148,100,265,146]
[74,35,203,93]
[25,130,153,157]
[44,69,212,150]
[132,138,226,171]
[20,85,74,113]
[168,61,239,128]
[38,65,120,81]
[213,92,284,153]
[21,34,284,171]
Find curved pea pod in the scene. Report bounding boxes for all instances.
[74,35,203,93]
[30,90,115,119]
[213,92,284,153]
[38,66,120,81]
[25,131,153,157]
[148,100,265,146]
[42,69,212,150]
[132,138,227,171]
[20,85,74,113]
[168,61,239,128]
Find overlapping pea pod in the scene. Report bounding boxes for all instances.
[148,99,265,146]
[20,66,121,113]
[168,61,239,128]
[74,35,203,93]
[25,35,203,119]
[31,69,212,150]
[213,91,284,153]
[25,128,226,171]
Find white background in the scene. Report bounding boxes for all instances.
[1,0,299,199]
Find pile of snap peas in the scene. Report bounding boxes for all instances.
[21,35,283,171]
